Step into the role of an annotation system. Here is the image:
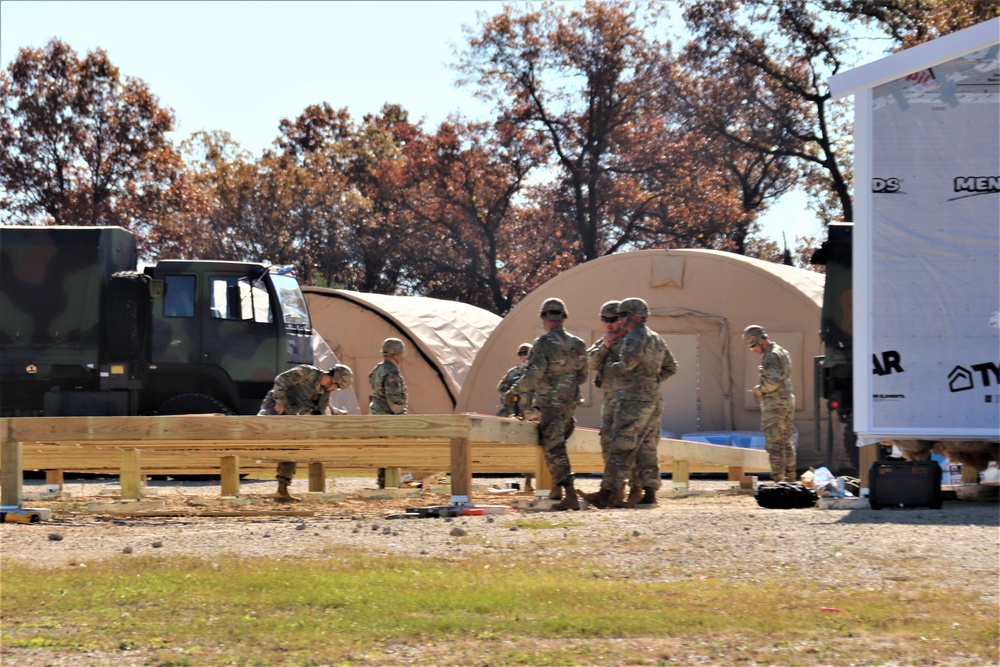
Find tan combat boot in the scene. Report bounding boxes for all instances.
[552,481,580,511]
[626,485,644,506]
[578,487,614,509]
[274,480,301,503]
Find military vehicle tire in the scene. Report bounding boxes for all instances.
[155,393,234,416]
[105,271,150,361]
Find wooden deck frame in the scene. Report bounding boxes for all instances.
[0,414,770,506]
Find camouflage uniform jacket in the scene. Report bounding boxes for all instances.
[368,359,408,415]
[261,365,330,415]
[756,341,794,410]
[588,335,624,397]
[497,365,535,415]
[511,326,587,409]
[604,322,676,402]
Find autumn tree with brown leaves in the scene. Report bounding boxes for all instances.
[0,38,200,255]
[457,0,758,263]
[394,118,550,313]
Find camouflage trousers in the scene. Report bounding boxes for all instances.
[634,396,664,490]
[537,406,577,487]
[599,394,645,489]
[602,399,659,492]
[762,406,796,482]
[275,461,297,485]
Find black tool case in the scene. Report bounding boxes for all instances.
[868,460,943,510]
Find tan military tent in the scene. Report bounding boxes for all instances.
[455,249,842,469]
[303,288,501,415]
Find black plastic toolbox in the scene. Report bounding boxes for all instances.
[868,460,943,509]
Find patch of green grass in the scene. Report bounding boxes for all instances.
[2,554,996,666]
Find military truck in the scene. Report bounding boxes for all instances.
[811,222,857,468]
[0,226,314,417]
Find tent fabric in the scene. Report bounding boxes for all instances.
[303,288,501,415]
[455,249,841,469]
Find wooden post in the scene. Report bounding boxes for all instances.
[727,466,744,483]
[962,464,979,484]
[672,459,690,489]
[120,449,142,501]
[1,422,23,508]
[450,437,471,499]
[535,446,553,494]
[45,470,64,491]
[308,462,326,492]
[220,455,240,497]
[383,467,402,488]
[859,443,879,494]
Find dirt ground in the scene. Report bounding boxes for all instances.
[2,475,998,666]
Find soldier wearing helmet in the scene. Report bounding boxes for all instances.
[743,325,796,483]
[258,363,355,501]
[582,297,677,509]
[369,337,408,416]
[587,300,633,506]
[496,342,540,492]
[496,342,537,420]
[504,296,588,510]
[369,338,409,487]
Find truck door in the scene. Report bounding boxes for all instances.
[202,273,280,387]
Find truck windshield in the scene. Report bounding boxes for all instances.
[270,274,310,327]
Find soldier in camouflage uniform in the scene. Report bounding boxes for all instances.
[743,325,796,483]
[496,343,537,419]
[258,363,354,501]
[369,337,409,488]
[496,342,538,492]
[633,302,677,505]
[587,301,631,505]
[503,298,587,511]
[582,297,672,508]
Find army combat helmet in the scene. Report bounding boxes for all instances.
[328,364,353,389]
[599,300,620,320]
[742,325,767,348]
[539,298,568,321]
[517,342,532,356]
[617,297,649,319]
[381,337,405,356]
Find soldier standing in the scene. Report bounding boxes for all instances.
[369,337,409,488]
[582,297,670,508]
[496,343,536,419]
[503,298,587,511]
[258,363,354,501]
[587,301,631,505]
[743,325,796,483]
[496,342,538,492]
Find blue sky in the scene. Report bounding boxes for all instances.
[2,0,826,245]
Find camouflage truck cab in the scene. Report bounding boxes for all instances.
[145,260,313,415]
[811,222,856,466]
[0,226,313,417]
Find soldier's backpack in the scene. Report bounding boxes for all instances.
[754,482,817,509]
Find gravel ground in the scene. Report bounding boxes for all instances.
[2,475,998,667]
[3,475,997,594]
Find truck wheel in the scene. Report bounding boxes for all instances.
[105,271,149,361]
[155,393,234,416]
